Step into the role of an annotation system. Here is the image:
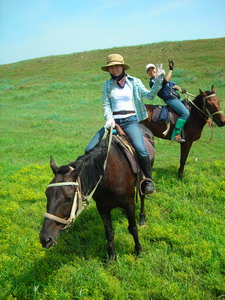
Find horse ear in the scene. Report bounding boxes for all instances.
[50,156,58,175]
[211,85,216,93]
[199,89,203,95]
[69,166,76,177]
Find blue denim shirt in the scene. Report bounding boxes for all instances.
[150,77,180,101]
[102,74,163,122]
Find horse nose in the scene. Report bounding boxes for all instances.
[218,120,225,127]
[40,232,54,248]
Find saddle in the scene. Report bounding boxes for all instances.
[152,100,190,136]
[113,124,155,175]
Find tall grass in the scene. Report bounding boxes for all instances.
[0,38,225,299]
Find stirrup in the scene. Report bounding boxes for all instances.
[172,134,185,143]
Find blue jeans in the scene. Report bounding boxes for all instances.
[114,115,148,158]
[165,98,190,120]
[85,127,105,152]
[85,115,148,158]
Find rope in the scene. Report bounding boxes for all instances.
[47,182,78,188]
[184,91,216,143]
[185,93,208,117]
[83,125,113,203]
[207,120,214,143]
[64,126,113,228]
[184,92,223,118]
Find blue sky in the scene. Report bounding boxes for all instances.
[0,0,224,65]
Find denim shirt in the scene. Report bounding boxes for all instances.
[150,77,180,101]
[102,74,163,122]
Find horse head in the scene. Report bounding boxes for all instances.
[39,156,78,249]
[199,85,225,127]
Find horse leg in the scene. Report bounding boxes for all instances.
[96,206,116,260]
[178,141,193,180]
[139,194,146,225]
[126,202,142,256]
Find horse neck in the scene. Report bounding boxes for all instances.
[190,94,208,128]
[72,140,108,195]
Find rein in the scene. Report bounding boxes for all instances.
[43,126,113,229]
[185,92,223,120]
[185,91,224,142]
[82,125,113,203]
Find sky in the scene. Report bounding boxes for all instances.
[0,0,225,65]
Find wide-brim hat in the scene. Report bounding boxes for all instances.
[101,54,130,72]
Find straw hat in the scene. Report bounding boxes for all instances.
[101,54,130,72]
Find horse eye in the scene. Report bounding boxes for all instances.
[66,196,73,202]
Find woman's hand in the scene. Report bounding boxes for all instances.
[156,63,165,77]
[168,60,174,70]
[174,85,187,94]
[104,118,115,130]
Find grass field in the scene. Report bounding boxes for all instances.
[0,38,225,299]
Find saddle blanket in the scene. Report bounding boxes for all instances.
[152,100,190,124]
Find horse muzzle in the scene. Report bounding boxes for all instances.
[217,120,225,127]
[39,225,61,248]
[40,235,54,248]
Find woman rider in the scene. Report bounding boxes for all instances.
[146,60,189,142]
[86,54,164,194]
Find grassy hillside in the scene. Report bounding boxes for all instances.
[0,38,225,299]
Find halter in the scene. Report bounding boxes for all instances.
[43,126,114,230]
[186,92,223,120]
[44,180,88,230]
[202,94,224,119]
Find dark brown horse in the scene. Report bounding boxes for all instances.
[140,86,225,179]
[40,129,155,260]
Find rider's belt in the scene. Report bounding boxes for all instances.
[113,110,135,115]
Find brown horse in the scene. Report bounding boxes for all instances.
[40,128,155,260]
[140,86,225,179]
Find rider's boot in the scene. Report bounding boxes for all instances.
[171,118,186,143]
[139,155,156,195]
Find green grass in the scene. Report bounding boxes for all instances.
[0,38,225,299]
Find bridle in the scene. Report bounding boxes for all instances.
[186,92,224,121]
[202,94,224,120]
[43,126,114,230]
[44,180,88,230]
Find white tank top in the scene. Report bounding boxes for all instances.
[112,83,135,119]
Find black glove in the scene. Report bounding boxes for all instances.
[181,88,186,94]
[168,60,174,70]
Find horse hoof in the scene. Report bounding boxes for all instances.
[139,217,146,225]
[135,245,142,256]
[178,173,183,180]
[108,254,117,261]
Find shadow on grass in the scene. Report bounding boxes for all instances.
[154,165,179,181]
[13,204,140,298]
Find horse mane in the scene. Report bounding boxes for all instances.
[57,138,110,195]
